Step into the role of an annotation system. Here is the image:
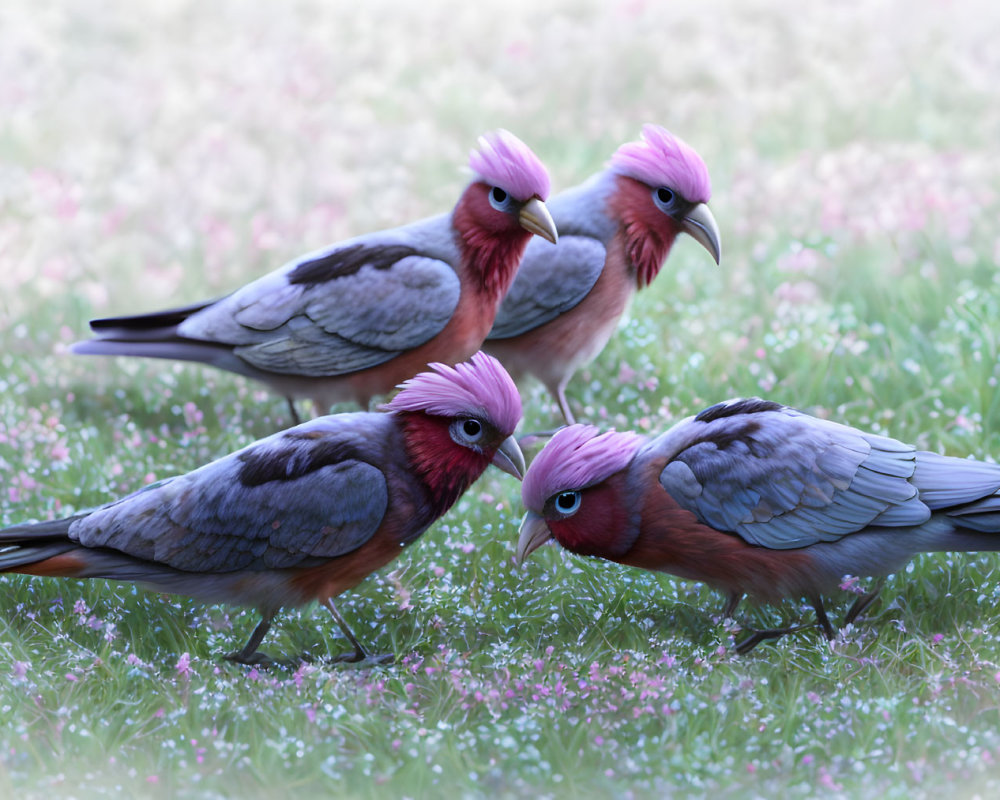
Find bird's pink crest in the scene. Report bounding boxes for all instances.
[610,124,711,203]
[469,129,551,202]
[383,351,522,435]
[522,425,644,511]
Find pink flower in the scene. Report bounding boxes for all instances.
[175,652,192,677]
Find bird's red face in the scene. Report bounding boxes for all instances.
[452,181,557,299]
[529,472,635,560]
[517,424,645,566]
[607,175,721,287]
[399,410,524,517]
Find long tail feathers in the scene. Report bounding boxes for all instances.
[88,300,215,334]
[0,516,82,574]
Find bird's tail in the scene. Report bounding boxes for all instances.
[0,517,91,576]
[70,299,259,376]
[912,451,1000,550]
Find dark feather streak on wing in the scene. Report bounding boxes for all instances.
[237,433,369,487]
[694,398,785,424]
[288,244,421,287]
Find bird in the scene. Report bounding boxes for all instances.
[0,352,525,666]
[73,130,557,423]
[484,124,720,424]
[515,398,1000,653]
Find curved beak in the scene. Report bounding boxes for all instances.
[680,203,721,265]
[518,197,558,244]
[491,435,526,480]
[515,510,553,566]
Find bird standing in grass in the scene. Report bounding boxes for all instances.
[485,125,720,423]
[0,353,525,666]
[74,131,557,422]
[516,398,1000,652]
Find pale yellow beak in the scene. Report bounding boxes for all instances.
[681,203,721,265]
[515,510,554,566]
[518,197,558,244]
[491,435,526,480]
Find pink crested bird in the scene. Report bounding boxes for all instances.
[485,125,720,423]
[73,131,557,422]
[0,353,524,666]
[516,398,1000,653]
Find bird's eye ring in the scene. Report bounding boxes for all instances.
[463,419,482,438]
[653,186,676,209]
[554,491,582,515]
[489,186,510,210]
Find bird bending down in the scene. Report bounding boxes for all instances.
[0,353,525,666]
[485,125,720,424]
[73,131,557,422]
[516,398,1000,652]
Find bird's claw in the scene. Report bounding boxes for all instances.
[223,650,277,668]
[734,623,812,655]
[224,651,318,669]
[328,650,394,668]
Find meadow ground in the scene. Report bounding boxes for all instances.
[2,0,1000,797]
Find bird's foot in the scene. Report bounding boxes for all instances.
[328,649,394,668]
[844,586,882,626]
[223,651,320,670]
[223,650,279,668]
[734,623,812,655]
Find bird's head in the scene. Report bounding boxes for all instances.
[608,124,721,286]
[454,130,558,297]
[383,352,525,508]
[517,424,645,565]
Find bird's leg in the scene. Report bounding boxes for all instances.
[324,598,393,666]
[286,397,302,426]
[844,579,884,626]
[519,384,576,445]
[811,596,836,641]
[734,598,832,655]
[224,613,276,667]
[722,592,743,618]
[556,383,576,426]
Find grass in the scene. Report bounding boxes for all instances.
[3,0,1000,796]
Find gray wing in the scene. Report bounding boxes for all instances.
[488,235,606,339]
[69,416,390,571]
[179,241,461,376]
[655,401,932,549]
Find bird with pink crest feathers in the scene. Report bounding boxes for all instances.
[517,399,1000,653]
[486,124,720,424]
[73,131,557,423]
[0,353,525,666]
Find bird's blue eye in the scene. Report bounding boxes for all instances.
[489,186,510,210]
[463,419,482,438]
[652,186,676,212]
[554,491,581,515]
[451,417,485,445]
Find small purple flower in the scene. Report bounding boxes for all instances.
[175,652,192,677]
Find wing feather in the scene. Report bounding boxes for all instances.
[69,419,390,571]
[656,404,932,550]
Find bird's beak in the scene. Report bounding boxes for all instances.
[680,203,721,265]
[515,511,553,566]
[518,197,558,244]
[491,435,526,480]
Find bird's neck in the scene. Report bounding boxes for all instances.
[397,412,490,518]
[452,194,532,304]
[607,175,681,288]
